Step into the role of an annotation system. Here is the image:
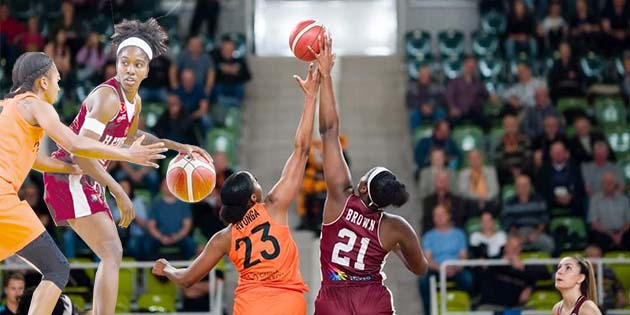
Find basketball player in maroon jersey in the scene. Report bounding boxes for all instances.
[43,19,210,315]
[311,35,428,314]
[553,256,602,315]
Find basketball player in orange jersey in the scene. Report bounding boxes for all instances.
[310,35,428,315]
[152,62,320,315]
[0,51,166,315]
[42,19,210,315]
[553,256,602,315]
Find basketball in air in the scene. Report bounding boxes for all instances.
[166,152,216,203]
[289,19,326,62]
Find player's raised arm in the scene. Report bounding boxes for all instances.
[312,34,353,205]
[387,214,429,276]
[265,63,319,214]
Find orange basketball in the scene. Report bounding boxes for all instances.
[166,152,216,203]
[289,19,325,62]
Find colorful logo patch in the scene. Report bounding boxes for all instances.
[327,266,348,281]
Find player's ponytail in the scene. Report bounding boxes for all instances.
[5,52,54,98]
[573,256,598,302]
[369,171,409,208]
[220,172,255,224]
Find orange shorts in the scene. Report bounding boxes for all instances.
[0,190,46,261]
[233,287,306,315]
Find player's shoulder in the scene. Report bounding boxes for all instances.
[85,85,121,117]
[551,301,562,315]
[381,212,414,235]
[579,300,602,315]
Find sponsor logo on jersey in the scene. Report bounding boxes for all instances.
[328,266,348,281]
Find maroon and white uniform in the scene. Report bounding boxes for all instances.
[315,194,395,315]
[43,78,136,225]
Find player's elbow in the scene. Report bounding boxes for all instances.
[319,124,339,138]
[411,257,429,276]
[294,142,310,157]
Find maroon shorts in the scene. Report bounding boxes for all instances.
[314,283,395,315]
[43,173,110,226]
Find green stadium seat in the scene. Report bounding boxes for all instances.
[526,290,561,310]
[68,258,95,282]
[550,207,572,217]
[465,217,501,235]
[502,185,515,203]
[488,127,504,153]
[413,126,433,144]
[405,30,432,60]
[478,57,504,82]
[442,57,463,80]
[144,269,177,296]
[480,11,507,36]
[116,295,132,313]
[559,250,584,258]
[438,30,465,59]
[142,102,165,129]
[223,33,247,59]
[118,257,137,298]
[580,52,605,83]
[472,31,499,57]
[550,216,588,251]
[137,293,176,313]
[520,251,551,260]
[594,97,626,127]
[206,128,237,164]
[452,125,483,153]
[437,290,471,312]
[67,294,86,311]
[604,251,630,293]
[557,97,588,115]
[550,217,587,239]
[605,127,630,155]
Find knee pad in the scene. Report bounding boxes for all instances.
[41,255,70,290]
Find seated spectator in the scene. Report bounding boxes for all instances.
[44,30,73,92]
[532,115,567,167]
[547,42,584,104]
[0,273,25,315]
[537,1,568,53]
[174,69,211,131]
[457,150,499,214]
[153,93,200,146]
[115,159,161,194]
[172,36,215,93]
[620,52,630,104]
[588,172,630,251]
[418,148,457,199]
[52,0,84,54]
[601,0,629,56]
[16,17,44,53]
[569,117,612,164]
[419,205,472,315]
[146,181,196,260]
[570,0,601,56]
[422,170,466,232]
[414,120,461,170]
[584,244,627,310]
[521,86,561,138]
[505,0,538,58]
[75,32,107,82]
[407,66,446,130]
[503,175,555,254]
[582,141,623,196]
[536,141,585,216]
[211,36,252,107]
[192,151,232,241]
[0,3,26,67]
[502,63,546,112]
[469,211,507,259]
[106,178,150,260]
[495,115,533,185]
[139,49,172,103]
[477,235,535,311]
[445,56,494,130]
[16,287,78,315]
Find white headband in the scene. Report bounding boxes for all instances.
[367,166,391,208]
[117,37,153,60]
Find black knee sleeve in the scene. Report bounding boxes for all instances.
[17,232,70,290]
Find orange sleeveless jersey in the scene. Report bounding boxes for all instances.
[0,93,46,261]
[228,203,308,295]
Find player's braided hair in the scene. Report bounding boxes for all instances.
[5,52,54,98]
[111,18,168,59]
[369,171,409,209]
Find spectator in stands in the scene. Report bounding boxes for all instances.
[469,211,507,259]
[189,0,221,40]
[16,287,78,315]
[172,36,215,94]
[174,69,211,131]
[532,115,567,167]
[584,244,627,310]
[477,235,535,311]
[16,17,44,53]
[548,42,584,103]
[192,151,232,241]
[45,30,73,91]
[582,141,623,196]
[495,115,533,185]
[601,0,629,55]
[418,148,457,199]
[503,174,555,254]
[414,120,461,169]
[570,0,601,56]
[537,1,568,53]
[521,86,561,139]
[52,1,84,54]
[568,117,612,164]
[211,36,252,107]
[407,66,446,130]
[505,0,538,58]
[0,3,25,67]
[536,141,585,216]
[153,93,200,146]
[620,52,630,103]
[503,63,546,110]
[422,170,466,232]
[0,273,25,315]
[139,45,172,103]
[146,181,196,260]
[106,178,149,260]
[445,56,493,130]
[419,205,472,315]
[457,149,499,214]
[115,158,161,194]
[588,172,630,251]
[75,32,107,82]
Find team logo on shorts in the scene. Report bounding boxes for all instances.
[328,266,347,281]
[90,194,99,202]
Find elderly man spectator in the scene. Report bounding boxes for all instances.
[536,141,585,216]
[418,148,457,198]
[495,115,533,185]
[521,86,561,138]
[532,115,567,167]
[171,36,216,94]
[568,117,612,163]
[422,170,466,232]
[407,66,446,130]
[581,141,623,196]
[174,69,211,131]
[588,172,630,251]
[414,120,461,169]
[503,63,546,111]
[457,150,499,214]
[445,56,494,130]
[548,42,583,103]
[503,175,555,254]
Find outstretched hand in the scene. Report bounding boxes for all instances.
[293,62,320,97]
[128,135,167,168]
[308,32,335,77]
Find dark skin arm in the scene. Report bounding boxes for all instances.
[382,213,428,276]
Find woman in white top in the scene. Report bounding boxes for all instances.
[469,211,506,258]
